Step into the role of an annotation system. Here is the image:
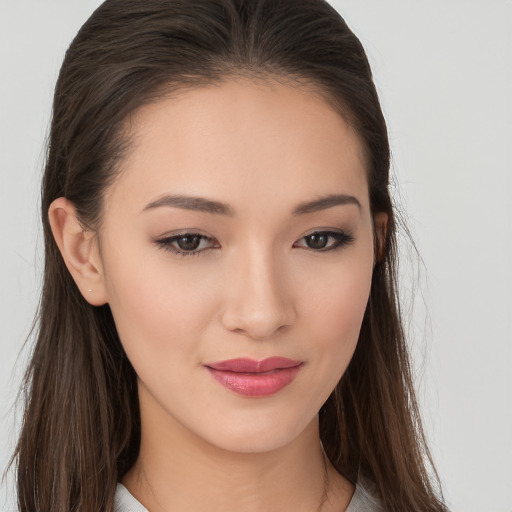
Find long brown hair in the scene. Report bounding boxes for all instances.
[11,0,446,510]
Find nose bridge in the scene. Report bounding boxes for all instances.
[221,240,296,339]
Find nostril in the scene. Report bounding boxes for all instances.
[222,309,294,340]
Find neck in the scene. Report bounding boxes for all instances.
[122,390,353,512]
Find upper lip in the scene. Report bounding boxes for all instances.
[205,357,302,373]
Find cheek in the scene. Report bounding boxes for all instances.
[320,264,371,338]
[101,240,216,374]
[301,247,373,382]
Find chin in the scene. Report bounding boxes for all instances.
[195,411,318,455]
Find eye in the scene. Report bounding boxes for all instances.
[293,230,354,252]
[154,232,219,257]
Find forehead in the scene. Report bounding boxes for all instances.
[106,79,369,217]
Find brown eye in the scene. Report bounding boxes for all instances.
[155,232,218,256]
[294,230,355,252]
[305,233,329,249]
[176,235,202,251]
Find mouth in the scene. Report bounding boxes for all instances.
[204,357,303,397]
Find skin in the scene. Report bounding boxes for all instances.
[49,78,386,512]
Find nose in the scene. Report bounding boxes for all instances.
[220,246,297,340]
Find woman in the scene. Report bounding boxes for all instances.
[11,0,447,510]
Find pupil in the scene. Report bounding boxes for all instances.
[177,235,201,251]
[307,233,328,249]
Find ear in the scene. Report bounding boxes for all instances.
[48,197,108,306]
[373,211,388,265]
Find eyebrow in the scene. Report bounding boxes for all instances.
[142,193,361,216]
[292,194,361,215]
[142,194,235,216]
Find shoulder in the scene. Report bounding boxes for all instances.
[346,476,383,512]
[114,483,148,512]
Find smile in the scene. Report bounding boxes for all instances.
[204,357,303,397]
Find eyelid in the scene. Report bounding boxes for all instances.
[154,231,219,257]
[293,229,354,251]
[154,228,354,257]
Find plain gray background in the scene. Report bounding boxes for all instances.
[1,1,511,510]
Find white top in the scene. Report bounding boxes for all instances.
[114,478,382,511]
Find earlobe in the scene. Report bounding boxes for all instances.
[373,212,388,265]
[48,197,108,306]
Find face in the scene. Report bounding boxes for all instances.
[97,79,379,453]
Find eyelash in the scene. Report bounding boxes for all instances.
[155,232,218,258]
[154,230,354,257]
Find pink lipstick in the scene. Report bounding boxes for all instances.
[204,357,302,397]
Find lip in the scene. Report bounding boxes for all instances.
[204,357,303,397]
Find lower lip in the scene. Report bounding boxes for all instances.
[205,365,302,397]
